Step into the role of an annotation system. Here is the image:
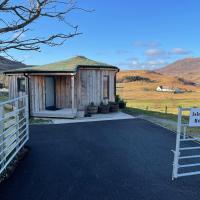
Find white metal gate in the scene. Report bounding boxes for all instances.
[172,107,200,179]
[0,95,29,175]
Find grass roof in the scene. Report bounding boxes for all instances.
[4,56,118,74]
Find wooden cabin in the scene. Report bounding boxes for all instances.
[4,56,119,118]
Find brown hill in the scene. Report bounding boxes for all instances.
[156,58,200,83]
[117,70,197,90]
[0,56,29,87]
[0,56,27,72]
[117,70,200,115]
[116,70,200,101]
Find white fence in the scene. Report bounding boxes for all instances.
[172,107,200,179]
[0,95,29,175]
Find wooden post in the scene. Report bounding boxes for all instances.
[71,75,75,113]
[165,106,168,114]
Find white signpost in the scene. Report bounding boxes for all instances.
[189,108,200,127]
[172,107,200,180]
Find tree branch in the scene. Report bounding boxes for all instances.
[0,0,91,56]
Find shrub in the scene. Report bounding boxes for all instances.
[115,95,126,109]
[178,78,196,86]
[117,75,155,83]
[118,100,126,109]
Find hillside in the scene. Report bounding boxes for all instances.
[117,70,198,91]
[0,56,27,72]
[156,58,200,83]
[117,70,200,100]
[116,70,200,114]
[0,56,28,87]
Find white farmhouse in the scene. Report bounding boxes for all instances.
[156,86,184,93]
[156,86,175,92]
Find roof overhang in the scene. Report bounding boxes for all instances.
[4,65,119,75]
[4,71,76,76]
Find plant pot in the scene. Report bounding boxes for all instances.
[87,105,98,114]
[119,101,126,109]
[84,112,92,117]
[109,103,119,112]
[99,104,110,114]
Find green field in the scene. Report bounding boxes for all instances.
[126,99,200,115]
[123,98,200,135]
[0,95,8,102]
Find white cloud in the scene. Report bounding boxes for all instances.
[132,58,140,66]
[115,41,192,70]
[145,59,167,69]
[170,48,191,55]
[117,58,168,70]
[146,59,166,65]
[133,40,160,48]
[144,48,166,57]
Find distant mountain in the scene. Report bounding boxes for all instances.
[116,69,200,101]
[117,70,197,91]
[0,56,29,87]
[156,58,200,83]
[0,56,27,72]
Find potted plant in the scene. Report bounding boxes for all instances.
[115,95,126,109]
[109,101,119,112]
[115,95,121,103]
[87,102,98,114]
[118,99,126,109]
[99,102,110,114]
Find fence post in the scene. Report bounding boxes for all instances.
[165,106,168,114]
[172,107,182,180]
[15,99,20,149]
[183,126,187,139]
[25,96,29,140]
[0,105,4,168]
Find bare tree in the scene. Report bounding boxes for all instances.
[0,0,88,56]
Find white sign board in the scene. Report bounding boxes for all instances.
[189,108,200,127]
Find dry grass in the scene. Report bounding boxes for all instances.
[117,70,200,116]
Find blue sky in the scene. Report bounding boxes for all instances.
[11,0,200,70]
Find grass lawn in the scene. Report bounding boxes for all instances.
[123,107,200,136]
[123,107,178,121]
[30,118,52,124]
[0,95,8,103]
[117,78,200,116]
[126,98,200,115]
[123,107,187,122]
[118,88,200,134]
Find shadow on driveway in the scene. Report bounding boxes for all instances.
[0,119,200,200]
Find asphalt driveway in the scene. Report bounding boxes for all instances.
[0,119,200,200]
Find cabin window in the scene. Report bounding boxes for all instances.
[103,75,109,99]
[17,78,26,92]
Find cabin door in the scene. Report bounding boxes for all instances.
[45,77,55,109]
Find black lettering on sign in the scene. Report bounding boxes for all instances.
[193,112,200,116]
[195,119,200,123]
